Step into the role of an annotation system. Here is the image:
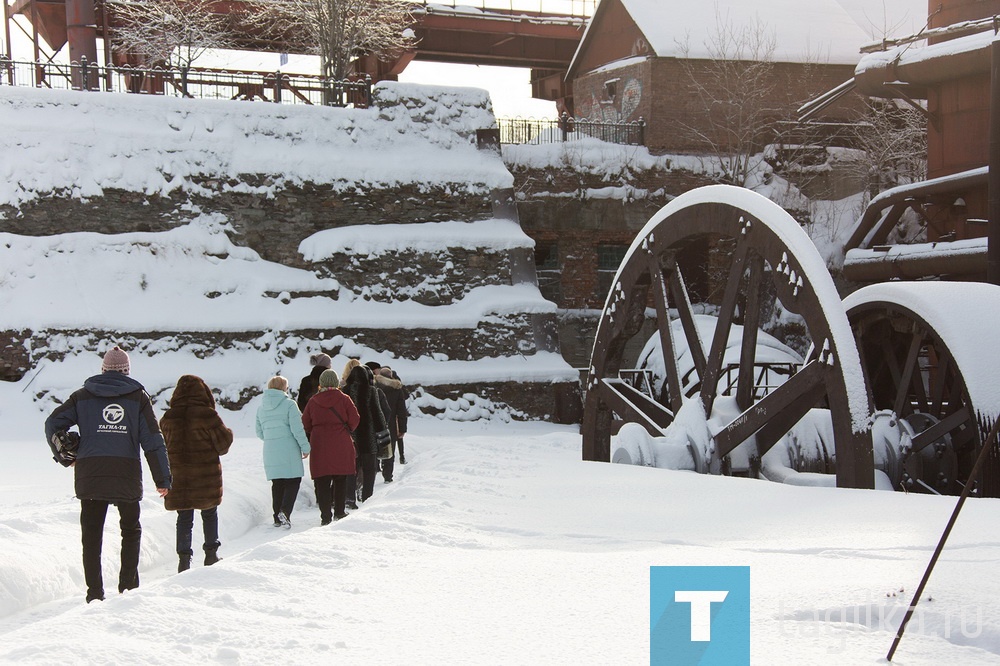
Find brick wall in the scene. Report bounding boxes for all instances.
[511,164,716,310]
[573,58,860,155]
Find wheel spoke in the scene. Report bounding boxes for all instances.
[880,337,903,389]
[715,360,826,458]
[910,407,971,453]
[893,331,924,417]
[736,253,764,411]
[701,235,750,413]
[651,260,683,412]
[929,350,952,418]
[669,263,707,383]
[599,378,674,434]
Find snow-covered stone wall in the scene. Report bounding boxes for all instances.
[0,83,579,422]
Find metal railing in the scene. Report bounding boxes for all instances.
[617,362,799,407]
[0,57,372,108]
[417,0,595,18]
[499,113,646,146]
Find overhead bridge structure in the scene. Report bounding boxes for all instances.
[2,0,590,107]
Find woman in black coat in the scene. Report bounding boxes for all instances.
[343,365,388,502]
[297,353,332,412]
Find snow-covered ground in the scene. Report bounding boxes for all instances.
[2,414,999,664]
[2,54,997,666]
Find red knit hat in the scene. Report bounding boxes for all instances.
[102,346,130,375]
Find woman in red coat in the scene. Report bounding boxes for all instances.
[301,369,360,524]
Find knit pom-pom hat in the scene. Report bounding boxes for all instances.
[310,353,332,369]
[319,369,340,388]
[102,346,130,375]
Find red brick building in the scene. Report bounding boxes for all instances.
[564,0,926,154]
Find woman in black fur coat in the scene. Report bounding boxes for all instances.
[343,365,388,502]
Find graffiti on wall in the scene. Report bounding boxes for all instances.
[576,76,643,122]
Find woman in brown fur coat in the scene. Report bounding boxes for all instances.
[160,375,233,573]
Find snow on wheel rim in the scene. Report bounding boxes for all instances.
[845,281,1000,495]
[583,184,874,489]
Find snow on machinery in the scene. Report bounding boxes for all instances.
[582,1,1000,496]
[582,184,1000,495]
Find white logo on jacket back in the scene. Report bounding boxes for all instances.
[98,403,128,432]
[103,404,125,424]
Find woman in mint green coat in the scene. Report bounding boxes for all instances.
[255,376,310,529]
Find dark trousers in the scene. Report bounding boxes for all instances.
[81,499,141,601]
[176,507,220,556]
[270,477,301,522]
[314,475,349,521]
[397,437,405,461]
[381,442,395,481]
[359,453,378,501]
[347,457,359,505]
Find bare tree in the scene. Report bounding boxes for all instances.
[244,0,415,81]
[676,11,781,186]
[108,0,233,69]
[853,98,927,197]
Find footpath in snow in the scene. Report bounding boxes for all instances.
[1,419,999,664]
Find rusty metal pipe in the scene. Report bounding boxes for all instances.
[855,36,992,99]
[843,244,987,282]
[3,0,12,61]
[991,39,1000,284]
[66,0,98,88]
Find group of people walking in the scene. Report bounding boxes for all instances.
[257,354,408,527]
[44,346,407,603]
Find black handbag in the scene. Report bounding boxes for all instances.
[376,429,393,460]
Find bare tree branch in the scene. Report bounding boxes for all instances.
[675,10,782,186]
[108,0,233,69]
[241,0,415,81]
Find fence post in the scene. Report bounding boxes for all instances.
[180,66,188,97]
[364,74,372,108]
[560,111,569,142]
[274,70,282,103]
[80,55,89,91]
[638,116,645,146]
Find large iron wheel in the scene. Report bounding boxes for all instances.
[846,282,1000,496]
[582,185,874,489]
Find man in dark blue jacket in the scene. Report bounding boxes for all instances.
[44,346,171,603]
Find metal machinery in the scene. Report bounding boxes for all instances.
[2,0,587,96]
[582,0,1000,497]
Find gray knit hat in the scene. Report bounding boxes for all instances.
[101,346,130,374]
[310,353,332,369]
[319,369,339,388]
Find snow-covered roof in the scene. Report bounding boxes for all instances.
[570,0,926,73]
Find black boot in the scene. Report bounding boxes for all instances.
[178,554,192,573]
[204,548,221,566]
